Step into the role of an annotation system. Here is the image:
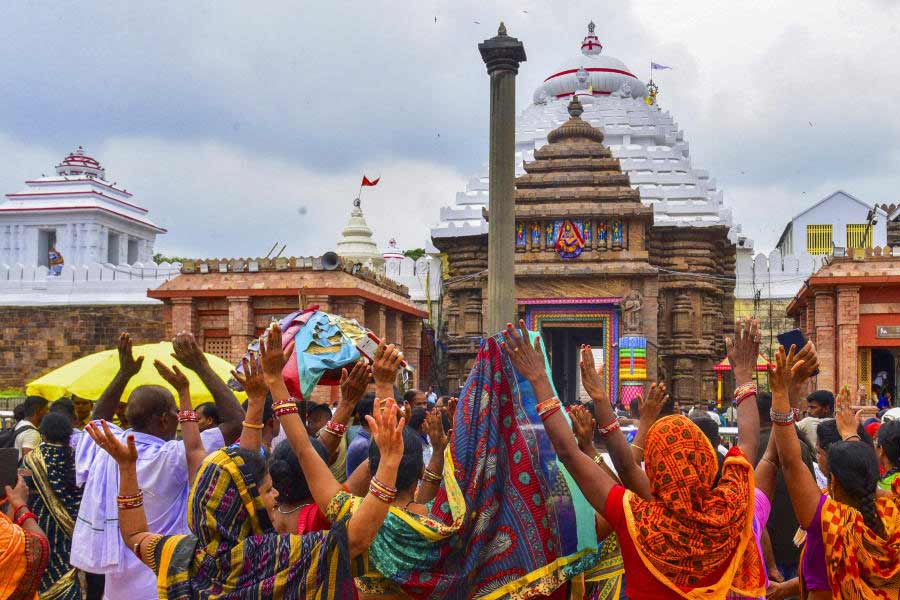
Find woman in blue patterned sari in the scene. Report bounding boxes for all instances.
[23,413,84,600]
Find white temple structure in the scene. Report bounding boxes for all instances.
[0,148,179,305]
[432,22,734,242]
[0,147,164,267]
[335,198,384,269]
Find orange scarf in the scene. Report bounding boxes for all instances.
[0,511,48,600]
[623,415,765,599]
[820,478,900,599]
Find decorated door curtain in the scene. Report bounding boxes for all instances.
[619,336,647,408]
[515,218,624,256]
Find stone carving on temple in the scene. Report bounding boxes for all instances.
[622,290,643,334]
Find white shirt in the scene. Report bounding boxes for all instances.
[14,419,41,460]
[72,424,225,600]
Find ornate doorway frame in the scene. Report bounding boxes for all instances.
[521,297,621,403]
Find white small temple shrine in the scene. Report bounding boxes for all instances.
[0,147,165,268]
[335,198,385,269]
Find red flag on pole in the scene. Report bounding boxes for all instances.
[361,175,380,187]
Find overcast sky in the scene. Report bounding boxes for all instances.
[1,0,898,258]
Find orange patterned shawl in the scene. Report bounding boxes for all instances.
[0,511,50,600]
[623,415,765,599]
[819,477,900,599]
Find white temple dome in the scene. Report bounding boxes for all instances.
[432,20,736,242]
[533,22,646,103]
[335,198,384,267]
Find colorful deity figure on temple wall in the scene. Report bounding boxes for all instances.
[583,220,592,245]
[516,222,526,248]
[555,219,585,259]
[531,223,542,247]
[612,220,623,247]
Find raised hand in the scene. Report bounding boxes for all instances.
[86,420,138,466]
[502,320,548,385]
[639,382,669,426]
[425,407,448,452]
[259,325,287,380]
[570,404,596,452]
[447,396,459,420]
[579,345,606,402]
[834,386,862,440]
[117,332,144,379]
[366,399,405,466]
[340,359,371,409]
[769,345,803,397]
[153,360,190,396]
[4,475,29,510]
[726,317,761,384]
[171,331,209,373]
[231,355,268,400]
[373,342,403,387]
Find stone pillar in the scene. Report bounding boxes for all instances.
[303,294,331,313]
[228,296,254,363]
[402,316,423,389]
[479,24,526,335]
[836,286,860,393]
[805,302,816,343]
[171,298,198,339]
[814,291,836,392]
[364,302,387,339]
[332,296,366,325]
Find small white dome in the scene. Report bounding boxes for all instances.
[533,23,647,103]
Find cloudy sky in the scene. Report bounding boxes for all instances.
[1,0,898,258]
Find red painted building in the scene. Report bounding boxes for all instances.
[788,249,900,399]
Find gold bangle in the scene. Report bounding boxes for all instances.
[631,444,644,453]
[592,454,605,465]
[242,421,264,430]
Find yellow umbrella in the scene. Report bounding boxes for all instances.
[26,342,246,407]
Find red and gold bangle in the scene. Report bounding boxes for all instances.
[271,401,296,412]
[369,476,397,503]
[537,397,561,414]
[733,383,758,406]
[177,410,198,423]
[322,420,347,437]
[117,490,145,510]
[12,504,29,520]
[274,405,299,418]
[15,511,37,526]
[422,468,442,485]
[598,418,621,436]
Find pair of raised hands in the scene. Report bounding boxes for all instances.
[115,331,207,393]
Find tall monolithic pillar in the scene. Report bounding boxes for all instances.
[814,291,836,392]
[479,23,526,335]
[836,286,860,393]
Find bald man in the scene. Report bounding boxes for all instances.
[71,333,244,600]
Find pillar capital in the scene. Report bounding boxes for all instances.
[479,23,527,75]
[171,297,194,305]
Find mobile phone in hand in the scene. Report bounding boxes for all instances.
[0,448,19,491]
[776,329,819,377]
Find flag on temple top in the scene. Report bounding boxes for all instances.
[361,175,380,187]
[651,62,672,70]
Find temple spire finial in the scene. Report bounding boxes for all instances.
[498,22,507,36]
[567,96,584,119]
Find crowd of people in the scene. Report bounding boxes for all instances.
[2,316,900,599]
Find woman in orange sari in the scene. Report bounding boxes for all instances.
[770,345,900,599]
[503,318,768,599]
[1,476,50,600]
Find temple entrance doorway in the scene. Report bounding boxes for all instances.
[542,325,605,405]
